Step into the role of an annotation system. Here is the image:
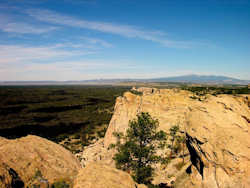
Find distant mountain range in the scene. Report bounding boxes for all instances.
[0,75,249,85]
[147,75,250,85]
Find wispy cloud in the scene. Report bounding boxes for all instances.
[81,37,113,48]
[0,11,58,35]
[0,48,137,81]
[47,37,112,50]
[0,44,241,81]
[25,9,196,48]
[0,43,128,81]
[0,43,149,81]
[1,60,230,81]
[0,22,58,34]
[0,44,94,64]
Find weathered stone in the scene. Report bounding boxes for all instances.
[73,162,146,188]
[82,88,250,188]
[0,135,81,187]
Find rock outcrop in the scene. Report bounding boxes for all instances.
[104,88,190,148]
[0,135,81,187]
[81,87,250,187]
[183,94,250,188]
[74,162,146,188]
[78,138,113,168]
[1,87,249,188]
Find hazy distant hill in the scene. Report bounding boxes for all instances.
[0,75,249,85]
[147,74,249,85]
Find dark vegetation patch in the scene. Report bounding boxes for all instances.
[0,122,88,141]
[33,115,55,123]
[130,90,143,96]
[174,161,186,170]
[182,86,249,96]
[0,105,27,115]
[85,97,110,104]
[0,85,129,150]
[51,180,70,188]
[30,105,83,113]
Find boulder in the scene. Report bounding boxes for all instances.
[73,162,146,188]
[0,135,81,187]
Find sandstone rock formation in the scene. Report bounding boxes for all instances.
[184,94,250,188]
[81,87,250,188]
[78,138,113,167]
[74,162,146,188]
[104,88,190,148]
[0,135,81,187]
[0,160,13,188]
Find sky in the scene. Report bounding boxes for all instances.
[0,0,249,81]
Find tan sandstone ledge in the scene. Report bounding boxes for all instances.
[81,87,250,188]
[0,135,81,187]
[74,162,146,188]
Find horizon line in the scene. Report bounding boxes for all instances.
[0,74,249,83]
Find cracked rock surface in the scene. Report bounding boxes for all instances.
[82,88,250,187]
[74,162,147,188]
[0,135,81,187]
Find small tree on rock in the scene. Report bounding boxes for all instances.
[176,134,186,164]
[110,112,168,185]
[168,125,179,158]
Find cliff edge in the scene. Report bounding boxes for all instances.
[82,87,250,187]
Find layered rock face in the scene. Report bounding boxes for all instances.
[104,88,190,148]
[74,162,146,188]
[183,94,250,188]
[83,88,250,187]
[0,135,81,187]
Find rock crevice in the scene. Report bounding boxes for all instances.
[81,88,250,187]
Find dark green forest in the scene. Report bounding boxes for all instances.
[0,86,129,152]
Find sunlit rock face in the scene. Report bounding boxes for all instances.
[104,88,191,148]
[90,87,250,187]
[1,87,249,188]
[74,162,147,188]
[0,135,81,187]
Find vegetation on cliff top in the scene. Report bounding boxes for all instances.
[110,112,168,185]
[110,112,187,187]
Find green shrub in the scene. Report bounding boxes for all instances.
[111,112,168,185]
[174,161,186,170]
[51,181,69,188]
[130,90,143,96]
[73,134,80,139]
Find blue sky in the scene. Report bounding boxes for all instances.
[0,0,249,81]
